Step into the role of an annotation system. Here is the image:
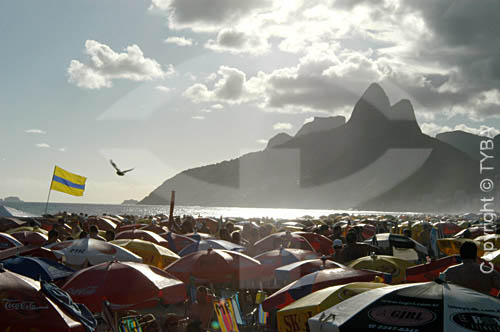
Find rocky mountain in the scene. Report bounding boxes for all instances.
[436,130,484,160]
[266,133,293,149]
[295,116,345,137]
[140,83,493,212]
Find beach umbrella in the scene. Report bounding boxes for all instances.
[0,267,88,332]
[275,259,346,282]
[0,216,27,232]
[178,239,245,256]
[262,267,391,311]
[434,221,461,237]
[307,280,500,332]
[111,239,179,269]
[195,217,219,233]
[406,255,462,282]
[482,249,500,264]
[349,223,376,240]
[11,230,48,246]
[453,227,488,239]
[252,232,315,256]
[254,248,320,279]
[62,261,186,312]
[160,231,197,253]
[185,232,214,241]
[140,224,169,234]
[277,282,388,332]
[367,233,428,258]
[21,246,60,262]
[0,232,24,250]
[294,232,334,255]
[51,238,142,266]
[165,248,261,284]
[88,216,117,231]
[437,238,486,257]
[1,256,74,283]
[475,234,500,250]
[115,229,169,248]
[5,226,48,235]
[348,254,415,284]
[115,223,148,234]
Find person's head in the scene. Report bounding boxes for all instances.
[346,231,357,244]
[196,286,209,304]
[318,224,330,236]
[249,228,259,243]
[48,229,59,242]
[231,231,241,244]
[219,228,232,242]
[225,222,234,234]
[181,221,193,234]
[105,230,115,241]
[333,239,343,250]
[79,231,88,239]
[89,225,99,236]
[460,241,477,260]
[333,225,342,235]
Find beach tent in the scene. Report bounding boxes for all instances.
[308,280,500,332]
[277,282,388,332]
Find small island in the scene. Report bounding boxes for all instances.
[2,196,24,203]
[121,199,138,205]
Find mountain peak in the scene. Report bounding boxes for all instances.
[348,83,391,128]
[266,132,293,149]
[295,116,346,137]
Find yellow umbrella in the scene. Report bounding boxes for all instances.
[482,249,500,264]
[5,226,48,235]
[437,238,485,257]
[277,282,388,332]
[111,239,180,269]
[347,254,415,284]
[475,234,500,251]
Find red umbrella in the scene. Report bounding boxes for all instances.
[0,217,27,232]
[275,258,345,282]
[115,223,148,234]
[262,267,390,311]
[141,224,169,234]
[12,231,48,246]
[434,221,461,237]
[160,231,197,253]
[254,248,320,279]
[116,229,169,248]
[21,247,60,262]
[294,232,333,255]
[405,255,462,282]
[62,261,186,312]
[252,232,315,256]
[165,248,261,284]
[0,232,23,250]
[0,267,86,332]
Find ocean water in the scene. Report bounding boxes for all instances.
[1,201,401,219]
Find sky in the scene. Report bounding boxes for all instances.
[1,0,499,204]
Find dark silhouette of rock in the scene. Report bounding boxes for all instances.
[295,116,346,137]
[266,133,293,149]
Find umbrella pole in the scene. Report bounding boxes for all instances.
[44,166,55,215]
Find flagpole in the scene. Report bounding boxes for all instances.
[44,166,55,215]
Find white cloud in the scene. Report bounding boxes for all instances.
[192,115,205,120]
[68,40,172,89]
[421,123,500,137]
[164,36,194,46]
[205,28,269,55]
[35,143,50,148]
[211,104,224,110]
[156,85,171,93]
[273,122,293,130]
[25,129,46,134]
[58,147,67,152]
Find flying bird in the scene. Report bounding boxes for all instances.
[110,159,134,176]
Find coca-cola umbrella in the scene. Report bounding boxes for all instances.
[262,267,391,311]
[12,230,48,246]
[165,248,261,284]
[0,267,90,332]
[294,232,334,255]
[160,231,197,253]
[62,261,186,312]
[0,232,23,250]
[252,232,315,256]
[254,248,320,279]
[275,258,346,282]
[116,229,169,248]
[308,280,500,332]
[51,238,142,266]
[406,255,462,282]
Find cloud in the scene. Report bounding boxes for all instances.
[156,85,171,93]
[192,115,205,120]
[25,129,46,134]
[58,147,67,152]
[68,40,172,89]
[35,143,50,148]
[273,122,293,130]
[211,104,224,110]
[421,122,500,137]
[205,28,269,54]
[164,36,194,46]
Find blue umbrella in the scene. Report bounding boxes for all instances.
[1,256,74,282]
[179,239,245,256]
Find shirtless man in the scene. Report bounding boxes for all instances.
[188,286,214,329]
[444,241,500,295]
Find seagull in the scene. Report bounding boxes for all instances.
[110,159,134,176]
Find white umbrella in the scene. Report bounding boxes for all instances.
[52,238,142,266]
[308,280,500,332]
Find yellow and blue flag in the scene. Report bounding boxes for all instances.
[50,166,86,196]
